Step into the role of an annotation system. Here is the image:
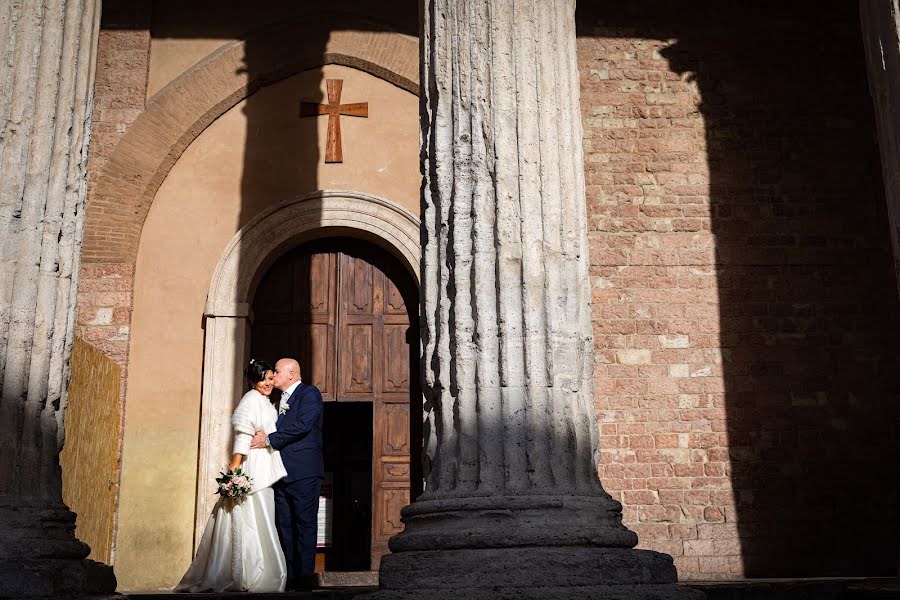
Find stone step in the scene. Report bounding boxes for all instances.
[117,578,899,600]
[123,589,374,600]
[684,577,900,600]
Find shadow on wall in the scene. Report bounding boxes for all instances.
[81,0,420,587]
[579,0,900,577]
[155,0,421,571]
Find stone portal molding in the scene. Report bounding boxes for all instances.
[195,190,419,542]
[82,17,419,265]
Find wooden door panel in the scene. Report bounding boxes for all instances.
[345,255,374,314]
[303,323,334,396]
[372,398,410,569]
[378,489,408,537]
[381,462,410,482]
[251,321,297,360]
[255,259,293,314]
[380,403,409,456]
[253,248,337,401]
[254,240,416,572]
[345,324,374,394]
[382,325,410,394]
[383,277,406,315]
[298,252,335,315]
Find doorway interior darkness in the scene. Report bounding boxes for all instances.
[250,237,421,571]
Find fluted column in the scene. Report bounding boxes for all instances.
[373,1,700,598]
[860,1,900,300]
[0,1,113,597]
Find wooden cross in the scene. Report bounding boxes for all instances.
[299,79,368,163]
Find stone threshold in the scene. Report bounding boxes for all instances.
[684,577,900,600]
[121,589,373,600]
[110,577,899,600]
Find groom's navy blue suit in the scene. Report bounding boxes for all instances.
[268,382,323,585]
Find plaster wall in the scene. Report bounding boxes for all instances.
[113,64,418,590]
[146,38,224,98]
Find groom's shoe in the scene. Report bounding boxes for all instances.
[287,575,316,592]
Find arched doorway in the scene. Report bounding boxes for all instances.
[250,237,421,572]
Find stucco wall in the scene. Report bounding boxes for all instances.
[113,64,419,591]
[61,338,123,564]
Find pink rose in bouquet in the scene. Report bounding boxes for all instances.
[215,467,253,500]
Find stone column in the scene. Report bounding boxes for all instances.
[0,0,113,596]
[374,1,701,598]
[860,1,900,300]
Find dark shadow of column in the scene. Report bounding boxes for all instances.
[161,0,420,575]
[578,0,900,577]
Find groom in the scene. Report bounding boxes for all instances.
[251,357,323,591]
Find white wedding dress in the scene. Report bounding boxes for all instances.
[175,389,288,593]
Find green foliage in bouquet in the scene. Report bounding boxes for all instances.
[216,467,253,500]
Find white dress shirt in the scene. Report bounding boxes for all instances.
[279,380,301,412]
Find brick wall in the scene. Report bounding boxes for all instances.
[578,2,900,580]
[77,0,151,367]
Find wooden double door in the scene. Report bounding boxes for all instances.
[251,238,419,569]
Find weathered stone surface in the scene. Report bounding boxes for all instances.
[379,548,679,589]
[861,0,900,297]
[374,0,700,598]
[0,0,114,596]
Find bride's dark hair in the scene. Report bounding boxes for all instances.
[245,358,274,385]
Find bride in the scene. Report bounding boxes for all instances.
[175,359,288,593]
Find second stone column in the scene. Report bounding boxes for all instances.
[373,0,702,598]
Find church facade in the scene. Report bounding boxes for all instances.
[2,0,900,597]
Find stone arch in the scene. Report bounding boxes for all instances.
[82,17,419,265]
[194,190,420,540]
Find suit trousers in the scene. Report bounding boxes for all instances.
[273,476,321,582]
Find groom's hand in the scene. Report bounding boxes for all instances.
[250,431,268,449]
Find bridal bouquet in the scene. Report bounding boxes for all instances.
[215,468,252,500]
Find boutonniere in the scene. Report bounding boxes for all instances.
[279,403,290,415]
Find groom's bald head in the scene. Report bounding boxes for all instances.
[273,358,301,389]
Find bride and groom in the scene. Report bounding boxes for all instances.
[175,357,324,593]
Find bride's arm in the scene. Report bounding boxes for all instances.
[230,427,252,470]
[230,392,257,469]
[227,452,245,471]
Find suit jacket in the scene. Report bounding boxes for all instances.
[268,382,324,482]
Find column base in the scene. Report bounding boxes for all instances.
[371,547,703,600]
[0,498,116,598]
[389,495,639,551]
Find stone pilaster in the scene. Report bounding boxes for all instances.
[373,1,701,598]
[860,1,900,299]
[0,0,114,596]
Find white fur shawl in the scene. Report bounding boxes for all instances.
[230,389,286,492]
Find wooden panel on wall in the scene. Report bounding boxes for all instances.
[60,337,122,564]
